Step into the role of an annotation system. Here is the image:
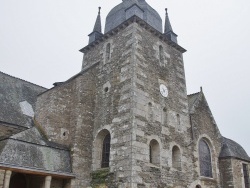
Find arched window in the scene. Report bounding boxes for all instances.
[199,139,212,177]
[101,133,111,168]
[159,45,164,63]
[92,129,111,170]
[172,146,181,170]
[106,43,111,61]
[149,139,160,166]
[196,185,201,188]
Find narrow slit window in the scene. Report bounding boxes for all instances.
[159,45,164,62]
[101,133,111,168]
[106,43,111,61]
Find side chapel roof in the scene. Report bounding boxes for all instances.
[220,137,250,162]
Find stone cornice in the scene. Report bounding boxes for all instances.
[80,15,186,54]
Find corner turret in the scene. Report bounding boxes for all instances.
[164,8,178,43]
[88,7,103,44]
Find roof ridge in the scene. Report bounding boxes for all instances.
[0,71,47,90]
[187,91,200,97]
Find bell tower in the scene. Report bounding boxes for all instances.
[79,0,193,187]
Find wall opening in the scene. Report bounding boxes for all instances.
[101,133,111,168]
[159,45,164,63]
[93,129,111,170]
[172,145,181,170]
[243,164,249,188]
[9,173,27,188]
[149,139,160,166]
[106,43,111,62]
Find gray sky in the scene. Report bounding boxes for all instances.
[1,0,250,155]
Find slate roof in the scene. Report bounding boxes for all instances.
[0,71,46,128]
[0,127,72,176]
[220,137,250,162]
[105,0,162,33]
[187,92,201,113]
[0,72,72,176]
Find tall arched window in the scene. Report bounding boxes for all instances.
[172,146,181,170]
[199,139,212,177]
[93,129,111,170]
[149,139,160,166]
[106,43,111,62]
[101,133,111,168]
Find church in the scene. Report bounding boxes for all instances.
[0,0,249,187]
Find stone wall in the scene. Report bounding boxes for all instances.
[219,158,234,187]
[0,170,5,188]
[125,23,193,187]
[190,93,222,187]
[231,159,250,188]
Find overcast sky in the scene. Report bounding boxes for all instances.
[1,0,250,155]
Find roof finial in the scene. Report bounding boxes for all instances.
[200,86,203,92]
[98,7,101,15]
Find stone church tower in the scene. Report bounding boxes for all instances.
[1,0,250,188]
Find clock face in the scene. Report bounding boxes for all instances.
[160,84,168,98]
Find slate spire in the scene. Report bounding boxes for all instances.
[164,8,178,43]
[93,7,102,33]
[88,7,103,44]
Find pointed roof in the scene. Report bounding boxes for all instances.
[164,8,178,43]
[93,7,102,33]
[88,7,103,44]
[164,8,173,34]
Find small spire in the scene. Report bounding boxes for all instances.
[93,7,102,33]
[88,7,103,44]
[164,8,173,34]
[164,8,178,43]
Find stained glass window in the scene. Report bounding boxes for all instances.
[101,133,111,168]
[243,164,250,188]
[199,139,212,177]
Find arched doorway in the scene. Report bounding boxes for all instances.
[9,173,27,188]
